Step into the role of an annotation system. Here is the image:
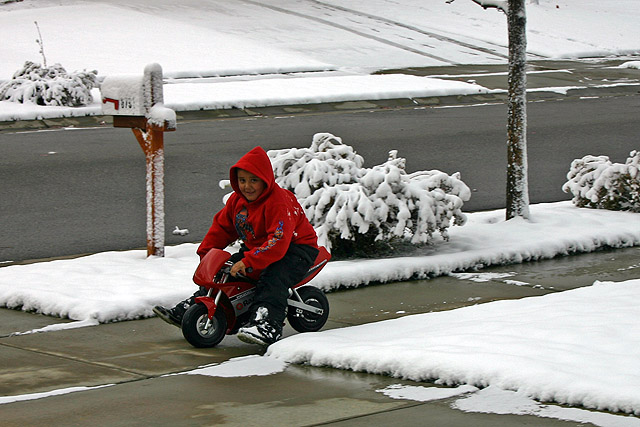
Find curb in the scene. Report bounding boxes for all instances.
[2,84,637,133]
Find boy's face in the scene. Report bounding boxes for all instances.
[237,169,266,202]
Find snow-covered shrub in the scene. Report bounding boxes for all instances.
[562,150,640,212]
[268,133,471,257]
[0,61,97,107]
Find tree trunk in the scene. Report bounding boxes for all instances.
[505,0,530,219]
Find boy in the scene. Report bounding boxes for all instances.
[154,146,319,346]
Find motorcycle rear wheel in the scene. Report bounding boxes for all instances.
[287,286,329,333]
[182,303,227,348]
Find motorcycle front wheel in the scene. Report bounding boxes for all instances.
[182,303,227,348]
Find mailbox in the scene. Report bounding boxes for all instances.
[98,64,174,257]
[100,63,165,118]
[101,75,147,116]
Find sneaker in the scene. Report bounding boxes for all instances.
[237,307,283,346]
[153,305,182,327]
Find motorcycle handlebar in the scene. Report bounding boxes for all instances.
[221,262,256,283]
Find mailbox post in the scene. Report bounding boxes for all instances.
[101,63,176,257]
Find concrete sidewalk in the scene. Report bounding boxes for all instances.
[1,246,639,426]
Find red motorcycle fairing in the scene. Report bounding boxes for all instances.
[192,249,232,286]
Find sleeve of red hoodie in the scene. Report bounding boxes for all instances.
[241,201,296,272]
[196,197,239,259]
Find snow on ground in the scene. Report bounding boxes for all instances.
[180,355,288,379]
[450,386,640,426]
[1,201,638,323]
[0,3,331,79]
[1,0,639,121]
[268,278,640,416]
[2,0,640,421]
[0,384,115,406]
[1,201,639,420]
[161,74,490,112]
[181,354,640,425]
[0,75,492,121]
[379,384,640,426]
[2,0,637,78]
[313,201,640,289]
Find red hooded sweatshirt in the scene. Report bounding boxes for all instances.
[197,147,318,272]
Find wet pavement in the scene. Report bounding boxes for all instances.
[1,246,639,426]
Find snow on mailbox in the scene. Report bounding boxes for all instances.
[100,63,168,119]
[101,75,147,116]
[100,64,176,258]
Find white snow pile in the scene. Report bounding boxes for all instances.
[268,278,640,415]
[161,74,490,112]
[181,355,287,379]
[0,384,114,406]
[0,201,638,322]
[312,201,640,289]
[269,133,470,254]
[0,74,492,122]
[563,150,640,212]
[147,103,176,129]
[378,384,640,426]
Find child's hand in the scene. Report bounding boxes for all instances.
[230,260,247,277]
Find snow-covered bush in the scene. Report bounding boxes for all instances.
[268,133,471,258]
[0,61,97,107]
[562,150,640,212]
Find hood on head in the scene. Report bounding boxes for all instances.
[230,146,275,202]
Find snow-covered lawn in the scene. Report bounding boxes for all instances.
[1,0,639,121]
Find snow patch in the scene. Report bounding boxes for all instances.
[0,384,114,405]
[268,278,640,415]
[180,355,287,378]
[452,386,640,427]
[377,383,478,402]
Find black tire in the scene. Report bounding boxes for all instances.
[287,286,329,333]
[181,303,227,348]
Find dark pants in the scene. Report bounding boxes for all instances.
[233,243,319,325]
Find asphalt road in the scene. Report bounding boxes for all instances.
[1,95,639,262]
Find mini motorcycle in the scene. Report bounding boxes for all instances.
[181,247,331,348]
